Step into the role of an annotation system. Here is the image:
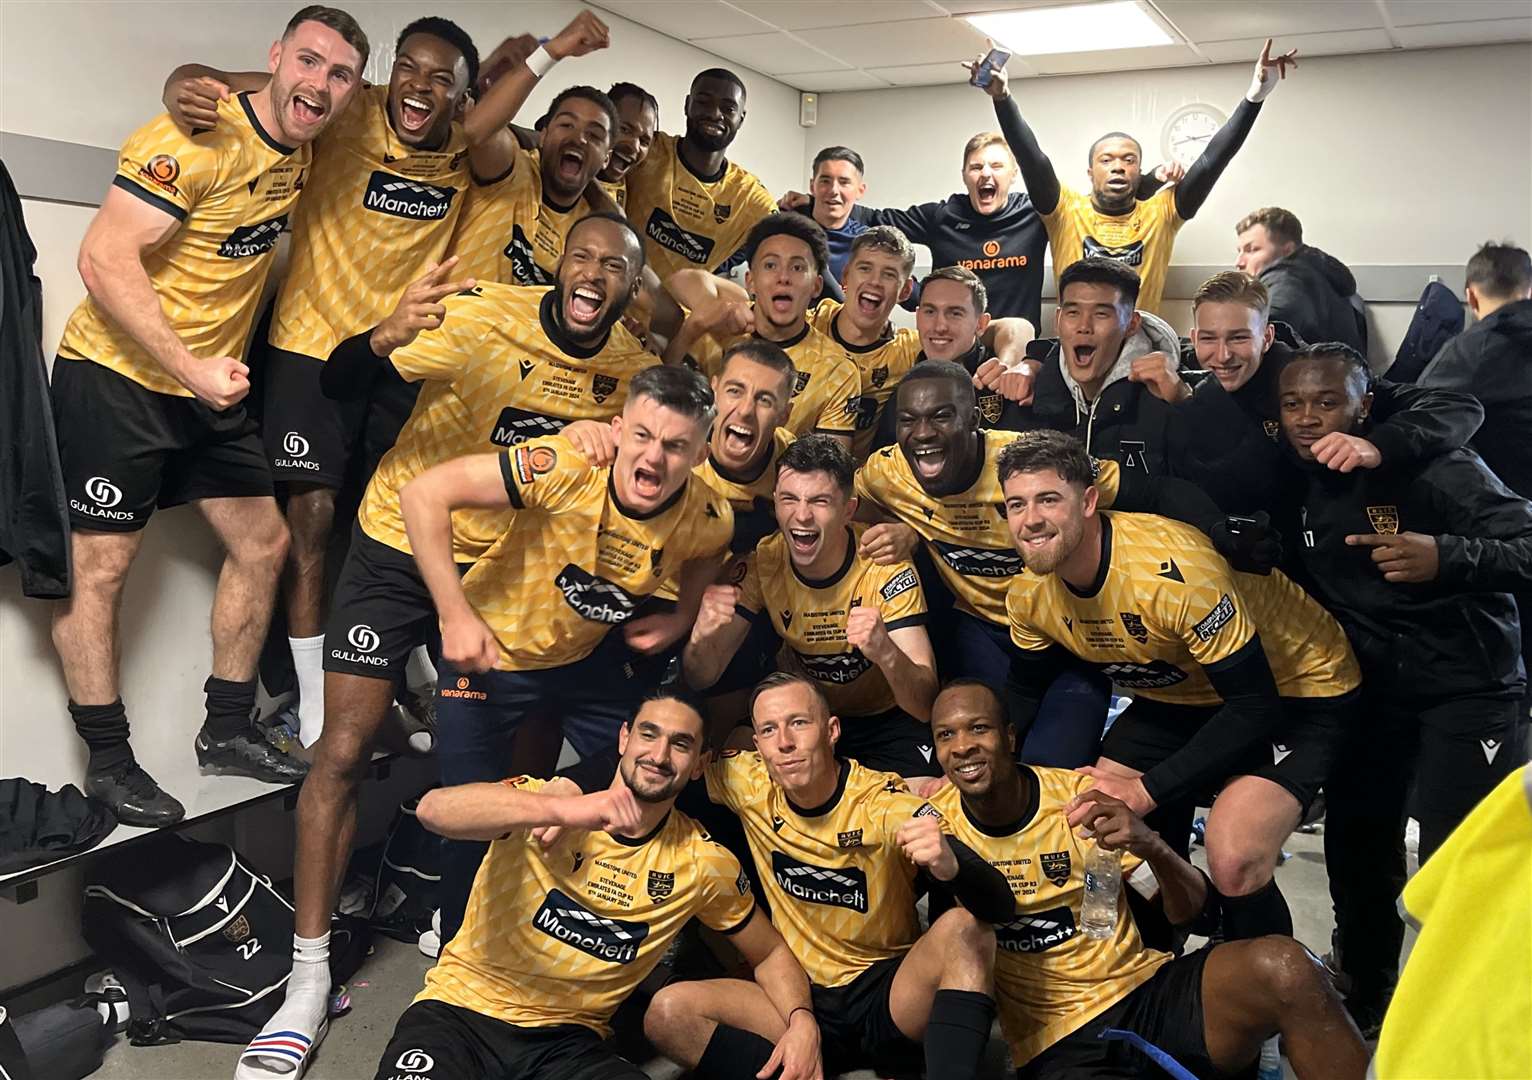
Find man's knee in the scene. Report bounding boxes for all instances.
[308,676,392,784]
[70,533,140,593]
[226,506,291,570]
[1245,936,1326,1007]
[643,982,707,1044]
[285,487,337,554]
[1205,840,1277,897]
[930,907,997,970]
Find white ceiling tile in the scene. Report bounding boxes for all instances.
[864,61,979,87]
[788,69,895,91]
[1196,28,1396,63]
[729,0,940,31]
[793,16,991,67]
[689,30,850,74]
[1385,0,1532,27]
[1029,42,1205,75]
[1393,16,1532,45]
[930,0,1086,12]
[1155,0,1382,42]
[594,1,769,40]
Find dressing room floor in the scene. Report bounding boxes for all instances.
[92,826,1393,1079]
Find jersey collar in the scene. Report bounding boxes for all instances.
[958,765,1042,837]
[1064,514,1114,599]
[238,92,297,156]
[540,290,611,360]
[609,808,673,847]
[786,758,850,817]
[676,137,729,184]
[830,311,895,355]
[790,526,856,590]
[709,441,774,486]
[608,469,688,522]
[753,322,810,350]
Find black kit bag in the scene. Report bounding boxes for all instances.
[366,794,444,942]
[81,834,367,1045]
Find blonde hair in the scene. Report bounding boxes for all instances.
[1193,271,1270,321]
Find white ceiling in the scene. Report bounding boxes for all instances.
[591,0,1532,91]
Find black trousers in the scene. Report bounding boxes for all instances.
[1323,685,1523,1011]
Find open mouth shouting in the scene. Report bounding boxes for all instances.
[556,146,587,184]
[630,462,664,501]
[564,282,607,330]
[974,177,999,209]
[290,90,328,129]
[910,444,947,482]
[1069,341,1099,374]
[786,523,821,562]
[606,146,636,178]
[764,289,798,320]
[719,418,758,460]
[397,93,434,135]
[854,286,885,321]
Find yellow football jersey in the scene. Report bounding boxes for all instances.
[696,427,795,555]
[809,300,921,460]
[463,435,734,670]
[623,130,776,278]
[932,770,1170,1067]
[446,148,593,286]
[1007,512,1360,705]
[57,93,308,397]
[420,775,755,1036]
[269,84,470,360]
[358,284,652,559]
[855,433,1123,627]
[1042,186,1182,315]
[597,178,627,212]
[737,524,927,718]
[705,752,941,987]
[691,323,859,439]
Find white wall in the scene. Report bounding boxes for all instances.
[804,43,1532,360]
[0,0,805,992]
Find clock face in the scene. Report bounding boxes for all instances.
[1162,104,1228,169]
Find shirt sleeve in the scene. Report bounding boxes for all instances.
[693,839,757,935]
[703,750,757,812]
[112,114,221,221]
[870,781,945,843]
[1006,577,1056,652]
[1167,574,1257,668]
[875,559,927,631]
[499,436,587,511]
[814,358,862,437]
[736,553,766,617]
[389,290,494,382]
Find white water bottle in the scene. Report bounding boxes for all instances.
[1081,842,1121,939]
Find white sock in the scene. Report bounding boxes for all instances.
[289,636,325,747]
[241,932,330,1075]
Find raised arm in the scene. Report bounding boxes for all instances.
[965,45,1061,215]
[466,12,610,181]
[78,186,249,408]
[416,779,641,841]
[399,452,512,673]
[1175,40,1297,220]
[846,609,938,722]
[683,584,754,690]
[162,65,269,133]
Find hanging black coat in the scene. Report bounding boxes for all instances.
[0,160,70,598]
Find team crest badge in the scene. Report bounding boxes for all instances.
[978,391,1003,424]
[837,829,863,849]
[651,547,665,575]
[222,914,251,944]
[647,870,675,900]
[1041,851,1071,886]
[1262,419,1280,440]
[1120,612,1148,644]
[591,374,619,404]
[869,366,889,389]
[793,369,810,395]
[1367,505,1399,534]
[713,203,732,224]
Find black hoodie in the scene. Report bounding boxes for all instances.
[850,191,1048,326]
[1259,245,1366,351]
[1419,299,1532,500]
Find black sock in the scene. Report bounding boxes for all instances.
[924,989,996,1080]
[695,1022,778,1079]
[70,699,134,774]
[1221,879,1293,940]
[203,676,257,742]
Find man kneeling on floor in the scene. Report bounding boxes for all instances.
[926,680,1368,1078]
[375,692,821,1080]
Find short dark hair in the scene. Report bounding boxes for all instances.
[921,265,988,315]
[1466,241,1532,299]
[720,339,796,393]
[396,16,478,90]
[1236,206,1303,247]
[1059,256,1142,307]
[1284,341,1372,396]
[693,67,747,99]
[608,81,659,119]
[628,364,716,426]
[996,430,1096,490]
[897,360,977,414]
[746,213,830,276]
[284,6,370,68]
[776,433,854,496]
[1087,131,1142,163]
[546,84,618,142]
[625,689,705,738]
[748,671,827,722]
[567,211,646,274]
[934,677,1006,721]
[813,146,865,176]
[848,226,916,277]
